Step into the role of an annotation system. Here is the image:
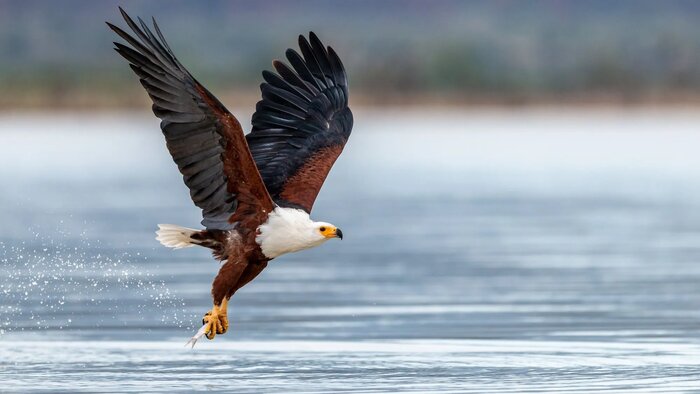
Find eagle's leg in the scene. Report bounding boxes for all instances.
[202,297,229,340]
[200,261,268,340]
[199,257,247,341]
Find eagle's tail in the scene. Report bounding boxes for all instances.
[156,224,199,249]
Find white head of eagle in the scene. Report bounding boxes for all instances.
[256,207,343,259]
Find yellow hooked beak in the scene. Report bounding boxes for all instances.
[321,226,343,240]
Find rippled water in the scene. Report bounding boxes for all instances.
[1,109,700,392]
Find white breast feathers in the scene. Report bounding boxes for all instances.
[256,207,329,259]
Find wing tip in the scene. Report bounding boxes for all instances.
[309,31,320,42]
[118,5,131,22]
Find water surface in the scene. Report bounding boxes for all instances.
[1,109,700,392]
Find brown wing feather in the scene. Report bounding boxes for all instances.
[194,84,275,228]
[278,146,344,211]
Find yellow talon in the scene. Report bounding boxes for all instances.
[202,298,229,340]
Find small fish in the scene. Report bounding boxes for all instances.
[185,324,209,349]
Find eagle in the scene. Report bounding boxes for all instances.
[107,8,352,347]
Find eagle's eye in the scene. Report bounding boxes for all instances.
[319,226,327,232]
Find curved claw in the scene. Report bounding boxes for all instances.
[201,310,229,340]
[185,314,226,348]
[185,300,230,348]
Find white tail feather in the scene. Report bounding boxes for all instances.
[156,224,199,249]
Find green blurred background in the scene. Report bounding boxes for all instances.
[1,0,700,109]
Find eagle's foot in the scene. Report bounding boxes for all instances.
[184,299,230,348]
[202,309,228,340]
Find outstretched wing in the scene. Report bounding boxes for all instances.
[247,32,353,213]
[108,8,273,230]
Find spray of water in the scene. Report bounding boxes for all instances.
[0,227,189,336]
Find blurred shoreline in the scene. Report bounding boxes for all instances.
[4,1,700,112]
[2,90,700,112]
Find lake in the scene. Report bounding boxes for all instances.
[1,108,700,392]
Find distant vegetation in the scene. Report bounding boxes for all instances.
[1,0,700,108]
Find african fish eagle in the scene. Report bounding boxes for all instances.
[107,8,352,347]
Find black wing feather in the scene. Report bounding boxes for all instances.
[108,8,241,229]
[309,32,336,87]
[247,32,353,212]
